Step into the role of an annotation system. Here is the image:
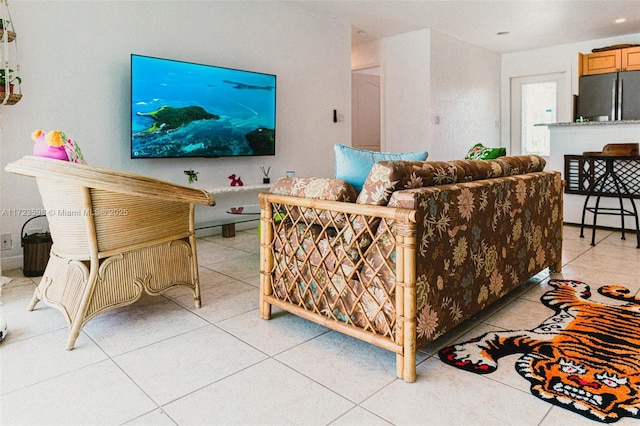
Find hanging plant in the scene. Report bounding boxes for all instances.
[0,0,21,104]
[0,68,20,92]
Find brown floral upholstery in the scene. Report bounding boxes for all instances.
[379,171,562,346]
[260,155,562,382]
[356,155,546,206]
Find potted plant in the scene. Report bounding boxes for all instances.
[0,68,20,94]
[184,168,199,184]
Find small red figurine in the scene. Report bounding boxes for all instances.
[228,174,244,186]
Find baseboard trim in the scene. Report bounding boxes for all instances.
[563,222,639,233]
[1,255,23,272]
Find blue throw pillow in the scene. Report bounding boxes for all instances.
[334,144,428,193]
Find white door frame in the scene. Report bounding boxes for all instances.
[510,72,569,156]
[352,64,384,149]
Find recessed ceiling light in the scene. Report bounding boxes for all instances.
[615,18,626,24]
[497,31,510,36]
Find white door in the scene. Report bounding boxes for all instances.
[352,69,380,151]
[511,72,567,156]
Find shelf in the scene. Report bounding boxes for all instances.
[196,206,261,238]
[0,29,15,42]
[207,183,270,194]
[1,92,21,105]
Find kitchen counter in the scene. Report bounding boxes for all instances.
[548,121,640,227]
[549,120,640,127]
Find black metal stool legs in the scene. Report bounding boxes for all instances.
[579,167,607,241]
[580,157,640,248]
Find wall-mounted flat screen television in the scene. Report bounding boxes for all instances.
[131,54,276,158]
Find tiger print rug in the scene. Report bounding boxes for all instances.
[439,279,640,423]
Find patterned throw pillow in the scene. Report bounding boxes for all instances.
[465,143,506,160]
[269,177,357,201]
[334,144,428,193]
[269,176,358,228]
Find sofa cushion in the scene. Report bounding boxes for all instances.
[493,154,546,175]
[356,155,546,206]
[333,144,428,193]
[356,160,461,206]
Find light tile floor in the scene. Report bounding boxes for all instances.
[1,225,638,425]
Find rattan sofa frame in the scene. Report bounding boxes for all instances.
[259,193,421,381]
[5,156,215,349]
[258,167,563,383]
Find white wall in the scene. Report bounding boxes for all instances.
[352,29,501,160]
[429,30,501,160]
[500,33,640,149]
[0,1,351,269]
[352,29,432,154]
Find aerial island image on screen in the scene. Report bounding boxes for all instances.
[131,56,275,158]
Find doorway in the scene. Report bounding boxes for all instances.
[351,66,381,151]
[510,72,566,156]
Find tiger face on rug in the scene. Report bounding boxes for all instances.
[439,279,640,423]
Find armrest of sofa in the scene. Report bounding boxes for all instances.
[258,191,420,379]
[269,177,357,201]
[259,191,419,273]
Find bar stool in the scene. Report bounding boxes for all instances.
[579,143,640,248]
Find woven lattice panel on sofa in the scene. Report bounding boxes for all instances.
[268,201,401,338]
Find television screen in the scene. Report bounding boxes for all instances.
[131,54,276,158]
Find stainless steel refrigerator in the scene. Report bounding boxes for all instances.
[578,70,640,121]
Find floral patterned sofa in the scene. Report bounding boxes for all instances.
[258,155,563,382]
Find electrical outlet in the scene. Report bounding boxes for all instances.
[1,233,11,250]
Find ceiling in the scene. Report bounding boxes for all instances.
[293,0,640,53]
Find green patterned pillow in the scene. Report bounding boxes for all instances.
[465,143,506,160]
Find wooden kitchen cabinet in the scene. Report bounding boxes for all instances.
[622,46,640,71]
[580,50,620,76]
[580,46,640,76]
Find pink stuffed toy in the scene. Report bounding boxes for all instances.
[31,129,86,163]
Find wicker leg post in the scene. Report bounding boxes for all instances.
[66,330,81,351]
[396,221,417,382]
[259,194,273,320]
[395,228,406,380]
[66,260,98,350]
[551,181,564,273]
[188,205,201,309]
[64,189,100,350]
[27,287,41,311]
